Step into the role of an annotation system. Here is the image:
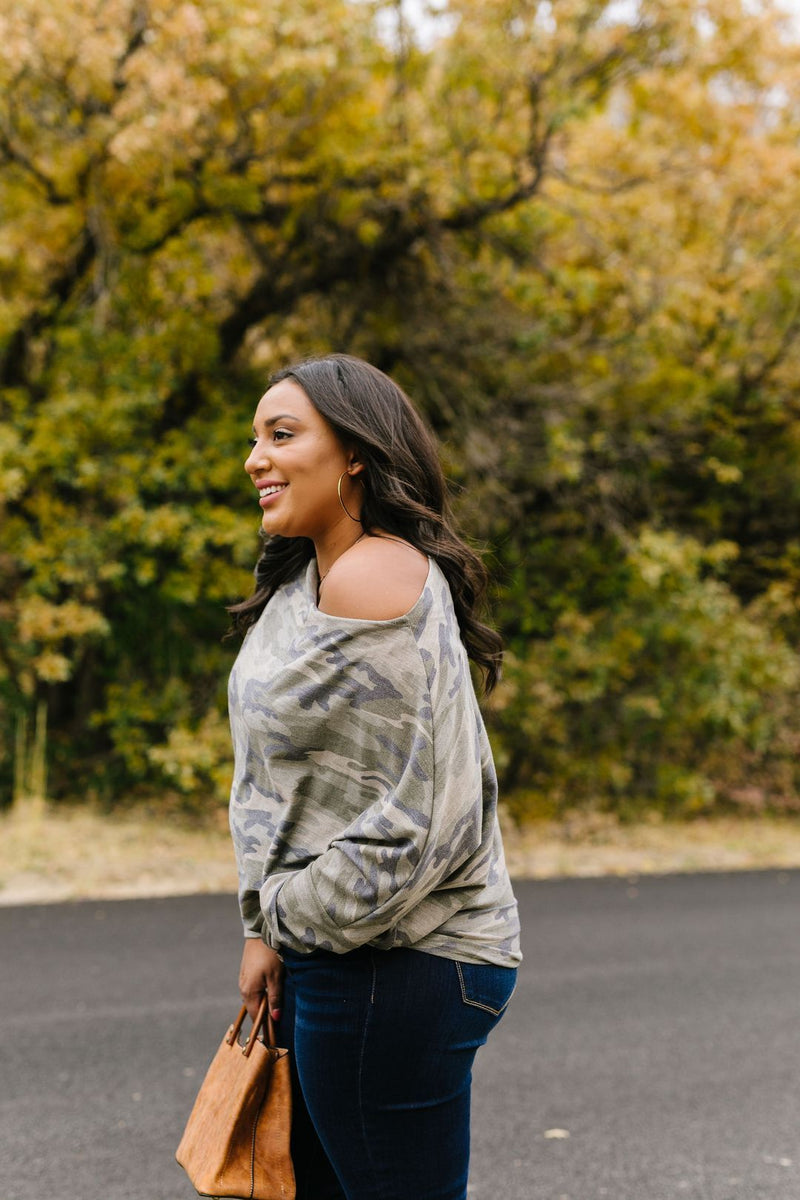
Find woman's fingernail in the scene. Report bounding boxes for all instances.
[271,1008,281,1020]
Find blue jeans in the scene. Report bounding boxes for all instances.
[275,945,517,1200]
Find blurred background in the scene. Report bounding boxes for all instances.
[4,0,800,893]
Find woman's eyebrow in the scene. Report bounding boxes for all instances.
[252,413,301,431]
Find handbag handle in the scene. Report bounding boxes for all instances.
[226,997,279,1058]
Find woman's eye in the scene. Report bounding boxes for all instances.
[248,429,292,448]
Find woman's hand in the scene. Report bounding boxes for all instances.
[238,939,285,1023]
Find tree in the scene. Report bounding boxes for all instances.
[3,0,800,814]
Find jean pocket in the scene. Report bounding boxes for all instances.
[455,961,518,1016]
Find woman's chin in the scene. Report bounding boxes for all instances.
[261,512,293,538]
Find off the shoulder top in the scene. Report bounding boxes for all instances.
[227,555,522,967]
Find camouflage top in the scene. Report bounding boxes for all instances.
[228,555,522,967]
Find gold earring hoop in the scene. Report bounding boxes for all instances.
[337,470,363,523]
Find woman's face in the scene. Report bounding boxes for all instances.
[244,378,361,539]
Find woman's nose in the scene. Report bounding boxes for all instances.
[245,440,267,474]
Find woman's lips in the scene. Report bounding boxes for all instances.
[258,483,288,508]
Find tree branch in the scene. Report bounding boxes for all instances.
[0,126,72,206]
[0,229,96,389]
[737,302,800,399]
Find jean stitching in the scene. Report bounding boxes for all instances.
[455,960,508,1016]
[357,952,387,1199]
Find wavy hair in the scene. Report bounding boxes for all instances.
[228,354,503,691]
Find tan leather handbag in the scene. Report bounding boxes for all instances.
[176,996,295,1200]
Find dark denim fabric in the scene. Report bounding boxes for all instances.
[276,945,517,1200]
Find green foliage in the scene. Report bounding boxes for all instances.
[3,0,800,815]
[488,530,800,818]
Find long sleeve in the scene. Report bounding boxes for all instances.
[258,627,486,953]
[228,559,521,967]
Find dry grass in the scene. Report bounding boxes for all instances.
[500,810,800,879]
[2,803,800,906]
[0,803,238,906]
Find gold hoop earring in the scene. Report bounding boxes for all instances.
[337,470,363,523]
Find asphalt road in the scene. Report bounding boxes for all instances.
[1,870,798,1200]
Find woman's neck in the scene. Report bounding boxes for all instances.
[314,525,366,593]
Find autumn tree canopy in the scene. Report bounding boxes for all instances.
[3,0,800,816]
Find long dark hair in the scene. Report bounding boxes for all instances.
[228,354,503,691]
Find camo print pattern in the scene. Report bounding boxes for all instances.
[228,557,521,967]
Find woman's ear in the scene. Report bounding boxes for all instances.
[347,455,365,478]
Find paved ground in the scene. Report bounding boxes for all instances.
[1,871,798,1200]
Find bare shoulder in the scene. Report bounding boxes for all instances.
[318,536,429,620]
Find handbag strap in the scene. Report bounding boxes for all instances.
[227,997,280,1058]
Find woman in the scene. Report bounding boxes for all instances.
[228,354,522,1200]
